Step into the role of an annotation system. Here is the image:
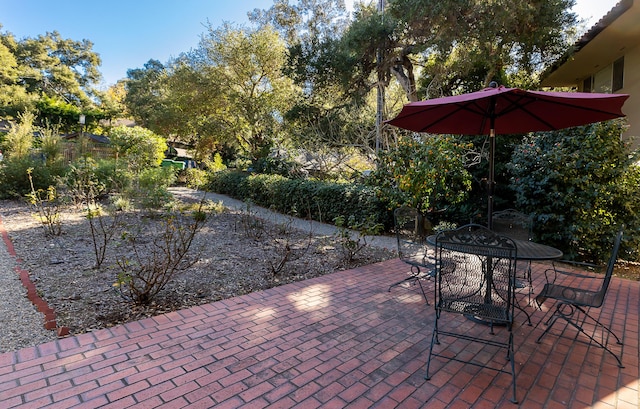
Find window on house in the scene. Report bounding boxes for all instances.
[613,56,624,92]
[582,56,625,93]
[594,65,613,93]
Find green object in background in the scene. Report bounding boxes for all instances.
[161,159,185,170]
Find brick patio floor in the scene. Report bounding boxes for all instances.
[0,258,638,408]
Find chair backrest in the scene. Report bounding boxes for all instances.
[593,230,624,307]
[492,209,532,241]
[435,224,518,323]
[394,207,429,267]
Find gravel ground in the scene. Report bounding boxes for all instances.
[0,188,397,353]
[0,226,58,353]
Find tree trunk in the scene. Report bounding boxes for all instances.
[391,52,418,102]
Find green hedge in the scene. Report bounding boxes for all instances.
[207,170,392,229]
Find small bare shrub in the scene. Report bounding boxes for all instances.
[262,218,313,279]
[113,200,215,305]
[238,202,265,239]
[333,215,383,264]
[25,168,63,237]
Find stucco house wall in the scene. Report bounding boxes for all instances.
[541,0,639,149]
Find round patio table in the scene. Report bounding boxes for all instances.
[425,234,563,326]
[426,235,563,261]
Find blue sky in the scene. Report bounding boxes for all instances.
[1,0,619,88]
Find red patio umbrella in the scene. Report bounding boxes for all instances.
[386,84,629,228]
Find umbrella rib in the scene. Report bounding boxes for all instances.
[415,101,491,133]
[497,96,556,130]
[498,94,624,131]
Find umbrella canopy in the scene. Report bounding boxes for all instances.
[386,85,629,227]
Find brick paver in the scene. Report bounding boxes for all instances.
[0,258,638,408]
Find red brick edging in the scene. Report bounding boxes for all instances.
[0,215,69,337]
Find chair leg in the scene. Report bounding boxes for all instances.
[536,302,624,368]
[508,331,518,404]
[389,265,431,305]
[425,318,440,380]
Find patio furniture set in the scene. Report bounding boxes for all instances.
[390,206,624,404]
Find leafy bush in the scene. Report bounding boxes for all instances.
[367,136,473,215]
[134,167,177,210]
[202,152,227,172]
[183,168,208,189]
[108,126,167,173]
[94,159,133,194]
[207,170,391,228]
[1,111,35,158]
[63,158,106,204]
[0,155,59,199]
[508,119,640,262]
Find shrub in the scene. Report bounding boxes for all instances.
[108,126,167,173]
[25,169,63,237]
[134,167,177,211]
[508,119,640,262]
[367,136,473,215]
[1,111,35,158]
[113,201,214,305]
[183,168,208,189]
[63,157,106,205]
[207,170,391,228]
[0,155,58,199]
[94,159,133,194]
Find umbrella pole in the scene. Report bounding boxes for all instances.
[487,128,495,230]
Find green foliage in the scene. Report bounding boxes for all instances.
[108,125,167,173]
[134,167,177,210]
[63,158,106,204]
[2,111,35,158]
[183,168,208,189]
[368,136,473,215]
[508,120,640,263]
[203,152,227,173]
[0,155,59,199]
[0,29,108,127]
[388,0,576,94]
[123,60,171,132]
[207,170,391,228]
[93,159,133,194]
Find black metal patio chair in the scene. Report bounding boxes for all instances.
[426,224,519,403]
[535,230,624,368]
[492,209,534,294]
[390,207,433,304]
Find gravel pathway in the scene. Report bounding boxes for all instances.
[0,220,58,353]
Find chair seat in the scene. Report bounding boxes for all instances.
[535,230,624,368]
[537,283,604,307]
[439,300,510,322]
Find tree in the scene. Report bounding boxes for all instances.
[12,30,102,105]
[124,60,172,133]
[192,23,299,161]
[391,0,577,96]
[108,125,167,173]
[0,31,36,116]
[251,1,385,154]
[0,26,114,127]
[325,0,577,104]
